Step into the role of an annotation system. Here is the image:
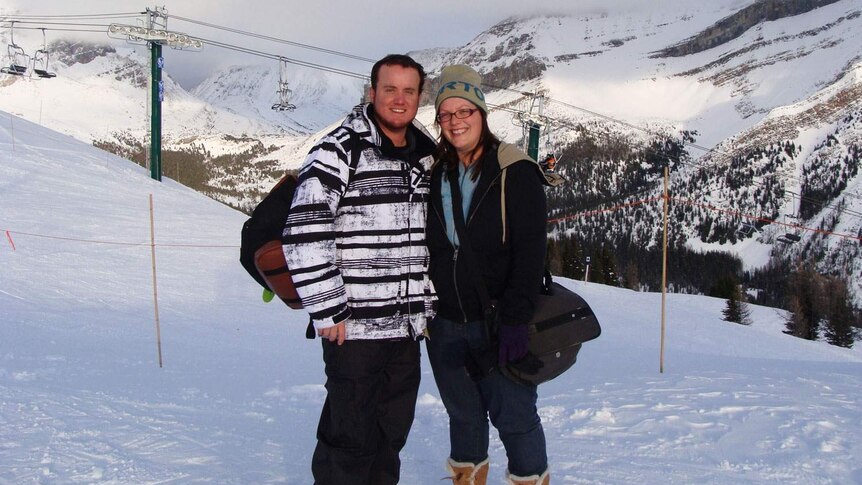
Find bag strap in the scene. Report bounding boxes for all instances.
[341,129,362,201]
[447,165,555,314]
[446,168,496,323]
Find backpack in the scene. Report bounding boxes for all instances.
[240,130,360,310]
[240,174,304,309]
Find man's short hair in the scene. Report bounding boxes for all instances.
[370,54,426,94]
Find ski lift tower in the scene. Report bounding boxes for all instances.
[517,93,545,161]
[108,7,203,181]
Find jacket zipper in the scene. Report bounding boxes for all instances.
[405,160,415,339]
[433,170,502,324]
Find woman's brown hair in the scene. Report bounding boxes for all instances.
[434,108,500,181]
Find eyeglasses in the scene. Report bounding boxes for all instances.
[436,108,479,123]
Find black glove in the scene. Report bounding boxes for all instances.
[498,324,529,366]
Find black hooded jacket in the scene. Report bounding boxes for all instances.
[427,143,548,327]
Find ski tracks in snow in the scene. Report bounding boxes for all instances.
[0,376,326,484]
[536,369,861,484]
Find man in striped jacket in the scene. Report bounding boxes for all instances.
[282,54,436,485]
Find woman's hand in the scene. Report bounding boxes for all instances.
[498,324,529,366]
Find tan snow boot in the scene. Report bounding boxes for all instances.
[445,457,489,485]
[506,468,550,485]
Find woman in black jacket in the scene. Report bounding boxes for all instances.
[427,64,550,485]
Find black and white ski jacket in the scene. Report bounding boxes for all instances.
[282,104,437,340]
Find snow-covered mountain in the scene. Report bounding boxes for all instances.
[413,0,862,146]
[192,62,364,134]
[0,41,281,140]
[3,0,862,303]
[2,108,861,484]
[407,0,862,304]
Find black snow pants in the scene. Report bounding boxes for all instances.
[312,337,421,485]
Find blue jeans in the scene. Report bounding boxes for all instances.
[426,316,548,477]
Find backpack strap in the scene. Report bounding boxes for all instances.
[447,168,497,325]
[500,168,507,245]
[343,129,363,196]
[496,142,564,246]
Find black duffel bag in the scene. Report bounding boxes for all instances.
[500,275,601,386]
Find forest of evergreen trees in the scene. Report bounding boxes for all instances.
[94,135,283,213]
[544,234,858,348]
[540,123,860,348]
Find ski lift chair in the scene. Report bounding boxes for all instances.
[777,232,801,244]
[1,22,29,76]
[1,44,28,76]
[32,49,56,78]
[775,205,801,243]
[271,58,296,111]
[32,30,56,79]
[271,94,296,111]
[736,222,759,238]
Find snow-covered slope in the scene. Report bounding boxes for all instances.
[2,111,862,484]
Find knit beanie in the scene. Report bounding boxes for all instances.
[435,64,487,114]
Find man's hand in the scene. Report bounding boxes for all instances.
[318,321,347,345]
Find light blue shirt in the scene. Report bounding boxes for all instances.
[440,163,479,247]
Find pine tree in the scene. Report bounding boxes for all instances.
[722,284,752,325]
[710,275,739,300]
[784,264,822,341]
[598,246,620,287]
[623,260,640,290]
[546,238,562,276]
[589,251,603,284]
[560,236,580,279]
[823,278,855,349]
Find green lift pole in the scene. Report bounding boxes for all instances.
[149,43,163,181]
[528,122,541,161]
[107,8,202,182]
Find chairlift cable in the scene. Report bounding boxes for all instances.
[487,90,862,221]
[166,13,376,63]
[515,93,862,214]
[0,20,115,28]
[196,36,368,80]
[0,12,143,20]
[1,20,114,28]
[1,26,105,33]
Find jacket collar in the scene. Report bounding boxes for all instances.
[341,103,436,158]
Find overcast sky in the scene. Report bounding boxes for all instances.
[6,0,647,88]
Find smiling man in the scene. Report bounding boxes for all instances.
[282,54,437,485]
